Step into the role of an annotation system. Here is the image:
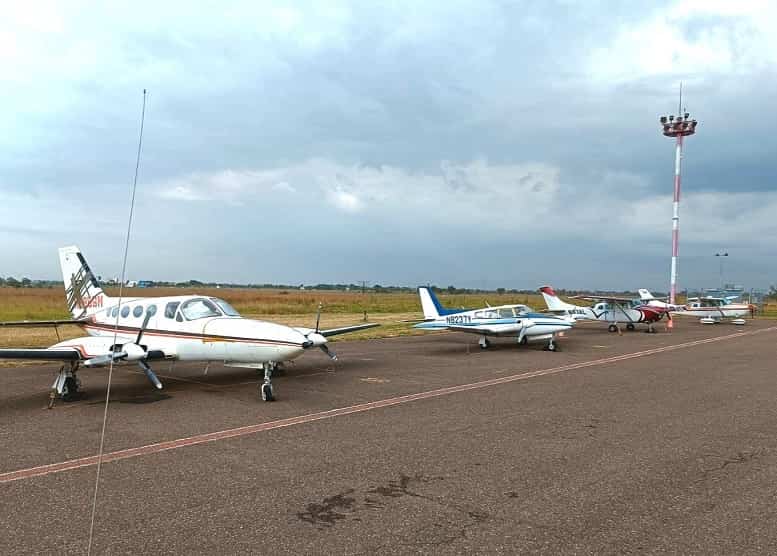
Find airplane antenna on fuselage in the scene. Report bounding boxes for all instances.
[87,89,149,556]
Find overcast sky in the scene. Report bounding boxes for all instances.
[1,0,775,291]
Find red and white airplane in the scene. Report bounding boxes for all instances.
[540,285,672,333]
[0,246,377,405]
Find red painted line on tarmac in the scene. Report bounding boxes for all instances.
[2,326,775,485]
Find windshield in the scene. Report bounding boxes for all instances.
[211,298,240,317]
[180,298,222,320]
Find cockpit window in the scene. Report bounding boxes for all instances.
[498,308,515,318]
[180,298,222,320]
[164,302,180,319]
[211,298,240,317]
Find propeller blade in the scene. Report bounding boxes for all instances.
[84,351,126,367]
[315,303,322,333]
[319,344,337,361]
[138,360,163,390]
[136,311,153,345]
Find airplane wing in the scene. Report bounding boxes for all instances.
[0,347,82,360]
[318,323,380,337]
[447,324,519,336]
[571,295,635,304]
[292,323,379,337]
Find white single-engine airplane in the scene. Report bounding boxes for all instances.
[540,285,672,333]
[0,246,378,405]
[638,289,753,325]
[413,287,574,351]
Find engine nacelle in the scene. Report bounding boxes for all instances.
[122,343,146,361]
[306,332,328,347]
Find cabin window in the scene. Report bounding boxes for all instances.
[180,298,222,320]
[175,312,183,322]
[164,302,180,319]
[111,307,119,318]
[211,298,240,317]
[498,308,515,318]
[132,305,143,318]
[146,304,157,317]
[120,306,130,318]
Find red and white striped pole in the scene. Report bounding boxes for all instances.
[660,107,698,307]
[669,134,683,305]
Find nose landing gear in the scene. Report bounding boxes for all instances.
[260,362,276,401]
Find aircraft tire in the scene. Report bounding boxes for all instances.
[62,377,80,402]
[608,324,617,333]
[626,323,635,331]
[261,383,275,402]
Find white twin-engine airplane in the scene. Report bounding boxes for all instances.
[413,287,574,351]
[0,246,378,405]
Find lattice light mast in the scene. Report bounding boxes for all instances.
[659,108,698,305]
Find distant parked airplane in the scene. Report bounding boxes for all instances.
[414,287,573,351]
[540,285,671,333]
[639,289,752,325]
[0,246,378,405]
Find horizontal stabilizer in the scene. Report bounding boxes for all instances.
[0,319,87,328]
[0,348,82,361]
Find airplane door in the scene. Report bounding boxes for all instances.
[201,320,226,360]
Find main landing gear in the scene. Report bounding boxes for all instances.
[626,323,636,331]
[259,362,277,401]
[645,323,656,334]
[608,324,618,333]
[543,337,558,352]
[49,362,81,409]
[479,337,491,349]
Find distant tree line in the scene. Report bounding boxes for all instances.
[0,277,61,288]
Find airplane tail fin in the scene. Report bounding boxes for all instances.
[539,285,577,311]
[638,289,655,301]
[58,246,111,319]
[418,287,458,319]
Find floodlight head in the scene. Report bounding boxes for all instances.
[684,112,690,119]
[660,115,668,124]
[669,115,674,121]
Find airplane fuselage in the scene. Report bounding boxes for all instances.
[415,304,573,339]
[55,294,310,366]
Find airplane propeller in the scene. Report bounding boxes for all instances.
[517,320,534,344]
[84,309,163,390]
[303,303,338,360]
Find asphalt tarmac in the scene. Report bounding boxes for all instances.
[1,319,776,554]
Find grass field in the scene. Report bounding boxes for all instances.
[1,287,774,353]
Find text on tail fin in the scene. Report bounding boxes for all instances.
[59,246,108,319]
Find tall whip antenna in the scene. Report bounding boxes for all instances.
[87,89,147,555]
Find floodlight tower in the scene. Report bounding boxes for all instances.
[659,94,698,305]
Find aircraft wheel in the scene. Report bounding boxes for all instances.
[261,383,275,402]
[61,377,80,402]
[626,323,635,331]
[544,342,557,352]
[479,338,490,349]
[608,324,617,333]
[520,336,528,345]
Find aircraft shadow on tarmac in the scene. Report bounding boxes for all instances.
[1,356,378,411]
